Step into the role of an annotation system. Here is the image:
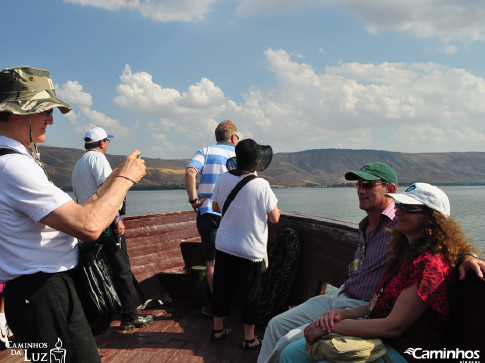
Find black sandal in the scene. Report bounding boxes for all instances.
[242,336,262,350]
[210,328,231,341]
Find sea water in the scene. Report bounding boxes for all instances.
[124,186,485,253]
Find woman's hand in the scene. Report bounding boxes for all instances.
[316,310,344,333]
[304,322,327,344]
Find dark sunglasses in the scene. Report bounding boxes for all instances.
[43,109,53,117]
[394,202,426,214]
[355,180,388,190]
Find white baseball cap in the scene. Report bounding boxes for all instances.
[84,127,114,143]
[386,182,450,217]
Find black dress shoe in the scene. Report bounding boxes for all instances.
[119,314,153,331]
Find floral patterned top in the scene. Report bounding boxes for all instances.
[369,252,455,357]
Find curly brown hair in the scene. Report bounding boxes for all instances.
[390,209,478,269]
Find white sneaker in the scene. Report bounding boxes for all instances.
[0,324,9,349]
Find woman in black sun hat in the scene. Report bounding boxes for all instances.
[210,138,281,350]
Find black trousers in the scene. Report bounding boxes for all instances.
[103,236,140,321]
[4,270,100,363]
[212,250,263,325]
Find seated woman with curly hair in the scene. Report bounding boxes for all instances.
[280,183,481,363]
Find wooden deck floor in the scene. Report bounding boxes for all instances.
[0,302,265,363]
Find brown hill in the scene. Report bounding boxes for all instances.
[38,146,485,189]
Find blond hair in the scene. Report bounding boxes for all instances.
[215,120,237,142]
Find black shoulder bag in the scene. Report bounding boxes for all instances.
[76,243,122,335]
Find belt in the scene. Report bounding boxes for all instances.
[6,270,75,290]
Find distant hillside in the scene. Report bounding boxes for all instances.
[38,146,485,189]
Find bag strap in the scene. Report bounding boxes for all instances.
[222,174,257,217]
[0,148,21,156]
[381,353,393,363]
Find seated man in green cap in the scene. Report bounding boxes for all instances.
[0,66,146,362]
[258,162,485,363]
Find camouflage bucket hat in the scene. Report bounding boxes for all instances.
[0,66,72,115]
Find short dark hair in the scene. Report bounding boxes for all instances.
[84,141,102,150]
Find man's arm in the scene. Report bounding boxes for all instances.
[458,253,485,280]
[42,150,145,241]
[185,167,198,201]
[185,167,207,210]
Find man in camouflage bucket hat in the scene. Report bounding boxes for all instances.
[0,66,147,362]
[0,66,71,114]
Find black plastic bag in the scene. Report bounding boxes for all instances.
[76,243,122,335]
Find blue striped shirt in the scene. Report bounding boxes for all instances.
[186,142,235,215]
[344,203,396,301]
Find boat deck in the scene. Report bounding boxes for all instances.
[0,302,264,363]
[101,303,264,363]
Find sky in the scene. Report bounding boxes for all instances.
[2,0,485,159]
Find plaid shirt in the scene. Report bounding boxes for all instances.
[343,203,396,301]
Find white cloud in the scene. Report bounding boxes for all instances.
[114,64,235,121]
[450,126,485,142]
[108,50,485,156]
[57,80,130,137]
[236,0,485,43]
[343,0,485,43]
[63,0,217,22]
[394,124,447,148]
[236,48,485,152]
[56,80,93,108]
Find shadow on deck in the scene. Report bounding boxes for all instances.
[96,302,264,363]
[0,302,263,363]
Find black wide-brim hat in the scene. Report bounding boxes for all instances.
[226,139,273,176]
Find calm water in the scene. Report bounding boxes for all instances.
[124,186,485,253]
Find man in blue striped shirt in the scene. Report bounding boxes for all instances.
[185,120,239,316]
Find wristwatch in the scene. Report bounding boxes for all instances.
[189,198,199,204]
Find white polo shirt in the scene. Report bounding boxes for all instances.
[0,136,77,283]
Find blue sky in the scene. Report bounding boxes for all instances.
[3,0,485,159]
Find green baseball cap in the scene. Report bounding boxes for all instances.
[0,66,72,115]
[345,162,398,185]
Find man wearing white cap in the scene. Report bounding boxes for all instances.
[72,127,153,331]
[0,66,146,362]
[72,127,114,203]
